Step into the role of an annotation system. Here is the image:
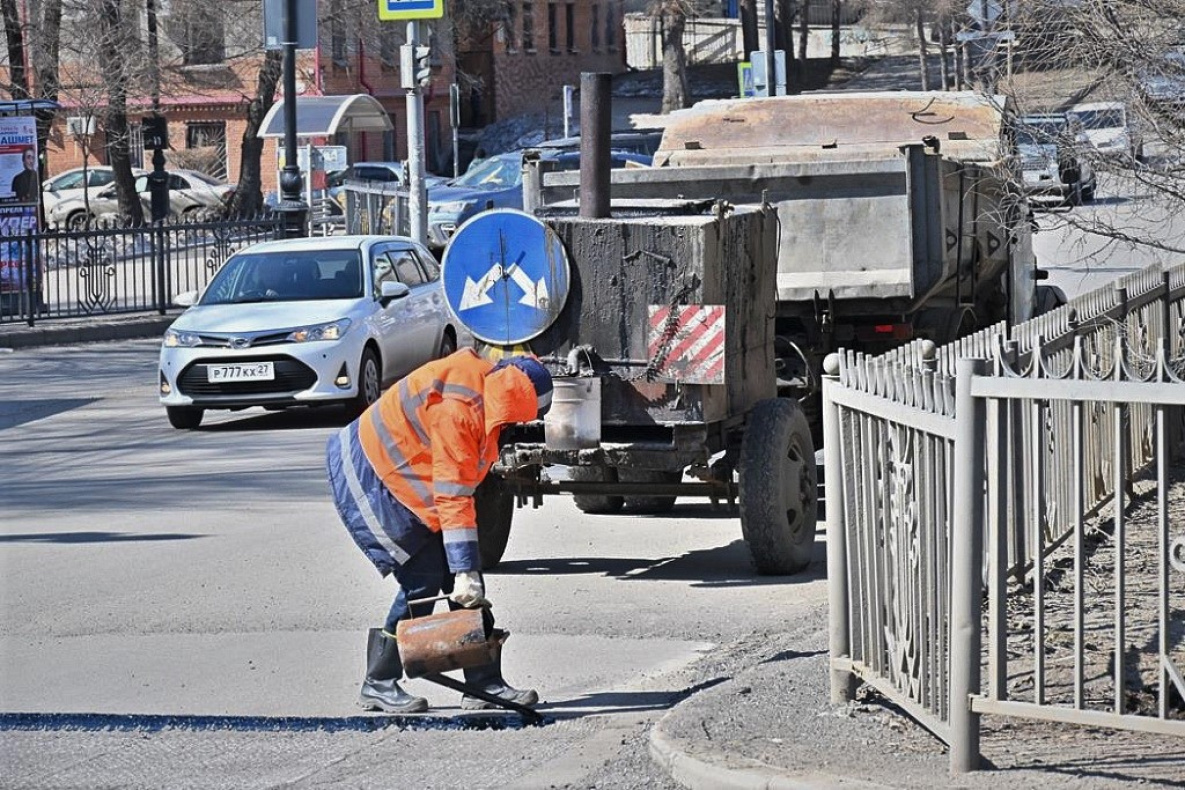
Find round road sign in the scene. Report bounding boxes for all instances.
[440,209,571,346]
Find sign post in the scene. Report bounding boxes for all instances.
[385,0,444,246]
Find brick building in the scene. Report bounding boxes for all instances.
[15,1,626,194]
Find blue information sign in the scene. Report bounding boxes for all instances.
[441,209,571,346]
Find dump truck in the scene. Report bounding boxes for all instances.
[447,90,1036,576]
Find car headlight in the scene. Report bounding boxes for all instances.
[286,318,352,343]
[430,201,472,215]
[163,329,202,348]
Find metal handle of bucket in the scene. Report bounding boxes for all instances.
[406,594,450,606]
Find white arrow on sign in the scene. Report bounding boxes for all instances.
[458,262,549,311]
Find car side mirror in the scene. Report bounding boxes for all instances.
[379,280,410,304]
[173,290,198,307]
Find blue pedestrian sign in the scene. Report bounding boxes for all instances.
[378,0,443,21]
[441,209,571,346]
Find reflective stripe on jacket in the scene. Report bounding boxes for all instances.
[326,420,430,576]
[355,348,538,573]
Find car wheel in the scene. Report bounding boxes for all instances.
[437,330,456,360]
[166,406,204,430]
[346,347,381,418]
[66,212,89,231]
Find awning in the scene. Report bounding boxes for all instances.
[258,94,394,139]
[0,99,61,116]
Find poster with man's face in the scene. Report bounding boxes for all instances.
[0,117,39,207]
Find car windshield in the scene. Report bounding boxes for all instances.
[1017,121,1065,145]
[200,250,365,304]
[451,154,522,188]
[1071,109,1125,130]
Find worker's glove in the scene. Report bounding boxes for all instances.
[449,571,490,609]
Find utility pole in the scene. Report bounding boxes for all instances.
[763,0,776,96]
[401,22,429,245]
[278,0,308,238]
[145,0,169,222]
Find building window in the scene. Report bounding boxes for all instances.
[605,3,617,50]
[565,3,576,53]
[331,0,348,68]
[591,5,601,51]
[548,2,559,54]
[185,121,228,181]
[522,2,535,52]
[504,3,518,51]
[380,24,403,69]
[176,5,225,65]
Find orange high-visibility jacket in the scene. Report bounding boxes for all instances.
[357,348,538,573]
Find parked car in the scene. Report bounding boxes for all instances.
[158,235,463,429]
[1067,101,1143,161]
[49,169,234,228]
[1016,113,1096,206]
[534,129,664,159]
[424,148,650,250]
[1137,50,1185,111]
[41,165,147,220]
[331,161,450,214]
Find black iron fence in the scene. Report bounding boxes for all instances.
[0,215,285,326]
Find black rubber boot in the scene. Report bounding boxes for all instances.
[461,652,539,710]
[358,628,429,713]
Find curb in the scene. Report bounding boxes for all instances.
[647,703,884,790]
[0,315,176,350]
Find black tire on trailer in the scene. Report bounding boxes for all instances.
[476,473,515,570]
[166,406,204,430]
[570,465,624,514]
[619,469,680,514]
[738,397,818,575]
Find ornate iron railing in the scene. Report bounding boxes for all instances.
[824,262,1185,773]
[0,215,284,326]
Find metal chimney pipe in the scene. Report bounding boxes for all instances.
[579,72,612,219]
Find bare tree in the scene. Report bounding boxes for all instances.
[96,0,143,224]
[226,49,281,217]
[656,0,692,112]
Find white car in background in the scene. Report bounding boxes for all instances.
[48,168,234,228]
[41,165,147,221]
[1068,101,1143,161]
[159,235,464,429]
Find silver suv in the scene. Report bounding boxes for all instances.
[1016,114,1097,206]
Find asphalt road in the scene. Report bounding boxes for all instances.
[0,338,828,788]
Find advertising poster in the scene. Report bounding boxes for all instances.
[0,116,40,294]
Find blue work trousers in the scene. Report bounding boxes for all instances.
[384,532,496,635]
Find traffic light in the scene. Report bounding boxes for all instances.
[414,45,432,87]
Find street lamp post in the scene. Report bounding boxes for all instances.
[278,0,307,237]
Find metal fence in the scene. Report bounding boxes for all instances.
[341,181,410,237]
[823,262,1185,772]
[0,215,284,326]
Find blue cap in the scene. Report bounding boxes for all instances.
[493,356,553,417]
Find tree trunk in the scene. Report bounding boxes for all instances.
[660,11,690,114]
[98,0,143,225]
[228,49,283,217]
[915,9,930,91]
[31,0,63,154]
[739,0,759,59]
[830,0,840,67]
[938,17,950,90]
[1,0,29,99]
[797,0,808,64]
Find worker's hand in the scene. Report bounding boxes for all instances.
[449,571,490,609]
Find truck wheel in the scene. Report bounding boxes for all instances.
[738,398,818,575]
[476,474,515,570]
[571,466,624,514]
[620,469,680,513]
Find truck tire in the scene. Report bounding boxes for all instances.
[738,398,818,575]
[476,474,515,570]
[620,469,680,513]
[571,466,624,514]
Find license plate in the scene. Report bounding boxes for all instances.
[207,362,274,382]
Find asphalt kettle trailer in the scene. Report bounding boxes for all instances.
[451,203,818,576]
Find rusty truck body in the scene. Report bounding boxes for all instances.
[467,91,1035,576]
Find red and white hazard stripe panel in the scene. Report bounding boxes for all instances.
[647,305,726,385]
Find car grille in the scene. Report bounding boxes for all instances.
[177,355,317,397]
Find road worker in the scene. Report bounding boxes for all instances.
[326,348,553,713]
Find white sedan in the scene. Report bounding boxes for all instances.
[48,168,234,229]
[158,235,463,429]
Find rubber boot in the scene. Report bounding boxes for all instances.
[358,628,429,713]
[460,652,539,710]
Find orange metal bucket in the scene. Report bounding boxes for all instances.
[395,606,506,679]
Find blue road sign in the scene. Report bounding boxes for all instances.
[441,209,571,346]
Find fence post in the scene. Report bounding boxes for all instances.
[22,229,36,326]
[950,357,987,773]
[822,352,857,704]
[155,224,167,315]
